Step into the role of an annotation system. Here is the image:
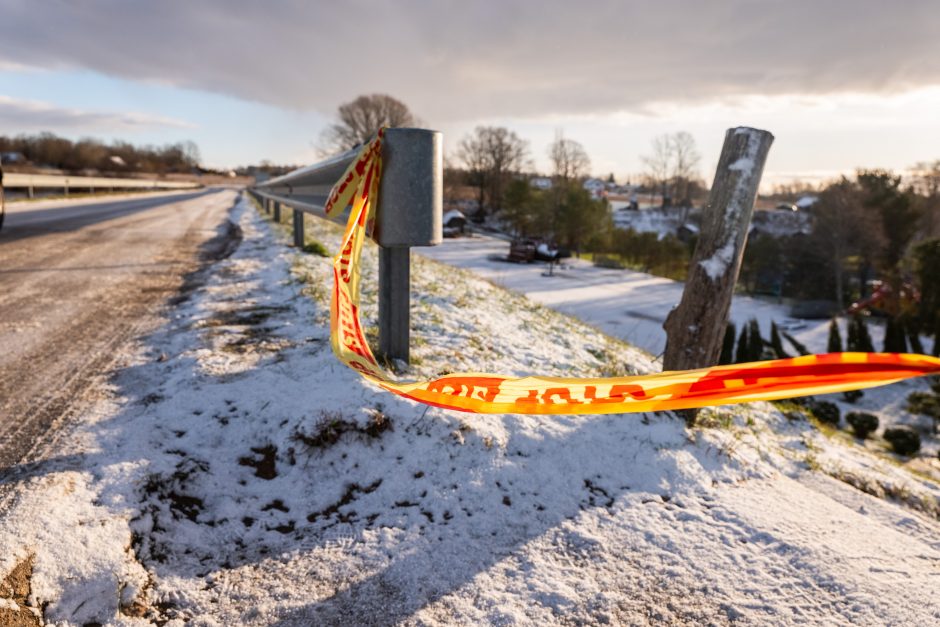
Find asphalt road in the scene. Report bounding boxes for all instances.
[0,189,240,474]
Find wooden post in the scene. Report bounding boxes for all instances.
[662,127,774,372]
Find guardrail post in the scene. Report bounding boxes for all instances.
[374,128,443,365]
[250,127,442,366]
[379,248,411,363]
[293,209,304,248]
[27,185,33,199]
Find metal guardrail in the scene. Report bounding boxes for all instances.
[3,172,201,197]
[251,127,443,364]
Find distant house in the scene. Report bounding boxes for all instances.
[795,195,819,210]
[1,152,24,165]
[676,223,699,243]
[529,177,552,190]
[443,209,467,237]
[582,178,607,199]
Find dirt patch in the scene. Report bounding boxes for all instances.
[0,556,41,627]
[307,479,383,524]
[201,304,292,328]
[199,304,295,357]
[238,444,278,480]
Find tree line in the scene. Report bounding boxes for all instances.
[0,132,202,174]
[740,165,940,353]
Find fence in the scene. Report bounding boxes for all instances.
[2,172,201,198]
[250,127,443,364]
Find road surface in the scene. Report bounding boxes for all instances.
[0,189,240,474]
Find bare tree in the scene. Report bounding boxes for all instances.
[457,131,490,213]
[910,160,940,197]
[910,160,940,238]
[548,131,591,182]
[671,131,701,206]
[456,126,530,215]
[321,94,416,154]
[641,132,702,208]
[642,134,672,206]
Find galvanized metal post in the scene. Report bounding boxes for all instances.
[379,247,411,363]
[293,209,304,248]
[374,128,443,364]
[249,127,442,366]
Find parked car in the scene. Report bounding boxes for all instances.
[442,208,467,238]
[508,237,571,263]
[508,238,537,263]
[775,202,798,212]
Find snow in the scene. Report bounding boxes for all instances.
[613,205,810,240]
[442,208,465,225]
[797,195,820,209]
[1,193,939,624]
[699,237,736,281]
[612,205,690,237]
[421,233,829,358]
[728,157,754,172]
[750,208,812,237]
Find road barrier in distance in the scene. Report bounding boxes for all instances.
[3,172,201,198]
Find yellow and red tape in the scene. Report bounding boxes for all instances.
[325,130,940,415]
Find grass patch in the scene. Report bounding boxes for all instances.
[303,240,330,257]
[293,408,392,451]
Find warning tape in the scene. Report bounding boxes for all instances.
[326,130,940,415]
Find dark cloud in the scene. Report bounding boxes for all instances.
[0,0,937,122]
[0,96,194,131]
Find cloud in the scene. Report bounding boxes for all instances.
[0,0,937,123]
[0,95,195,132]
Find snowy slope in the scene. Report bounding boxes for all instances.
[419,233,863,358]
[0,195,938,625]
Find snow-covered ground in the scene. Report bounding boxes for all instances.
[609,205,811,241]
[1,195,939,625]
[419,233,854,359]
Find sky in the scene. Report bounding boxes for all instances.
[0,0,939,188]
